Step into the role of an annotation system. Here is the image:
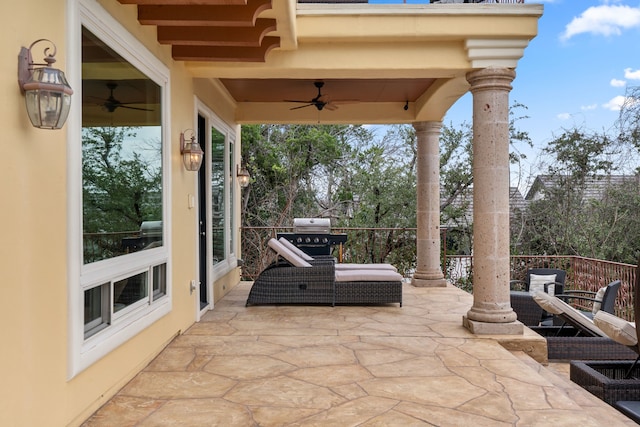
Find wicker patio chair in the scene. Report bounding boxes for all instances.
[510,268,567,326]
[510,291,544,326]
[510,268,566,295]
[557,280,621,320]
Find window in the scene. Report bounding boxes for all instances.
[84,284,109,338]
[71,1,171,376]
[81,27,163,264]
[211,127,225,265]
[198,103,239,277]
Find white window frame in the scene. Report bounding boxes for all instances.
[196,100,238,280]
[67,0,172,378]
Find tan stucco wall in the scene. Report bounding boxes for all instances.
[0,1,70,425]
[0,1,540,425]
[0,1,242,426]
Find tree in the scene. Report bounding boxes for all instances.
[239,103,534,278]
[339,125,417,273]
[240,124,368,273]
[515,121,640,263]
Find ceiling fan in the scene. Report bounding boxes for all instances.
[285,81,339,111]
[90,82,153,113]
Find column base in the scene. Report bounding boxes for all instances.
[462,316,523,335]
[411,276,447,287]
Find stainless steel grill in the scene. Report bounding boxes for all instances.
[278,218,347,256]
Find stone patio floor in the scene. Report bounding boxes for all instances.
[82,281,637,426]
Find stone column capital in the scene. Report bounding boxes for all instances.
[466,67,516,94]
[412,121,442,134]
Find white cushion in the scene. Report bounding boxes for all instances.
[532,291,605,337]
[267,239,312,267]
[278,237,397,271]
[594,311,638,347]
[529,274,557,296]
[278,237,314,261]
[335,263,397,272]
[335,269,403,283]
[592,286,607,314]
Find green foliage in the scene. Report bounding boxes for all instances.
[340,125,417,271]
[83,126,162,234]
[516,112,640,264]
[543,128,613,179]
[82,126,163,262]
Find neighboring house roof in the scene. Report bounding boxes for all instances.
[441,186,526,228]
[524,175,640,201]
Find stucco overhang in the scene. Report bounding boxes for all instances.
[111,1,543,125]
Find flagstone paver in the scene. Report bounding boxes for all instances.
[82,282,637,426]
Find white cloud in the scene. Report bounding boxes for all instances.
[624,68,640,80]
[561,5,640,40]
[602,95,627,111]
[581,104,598,111]
[557,113,572,120]
[610,78,627,87]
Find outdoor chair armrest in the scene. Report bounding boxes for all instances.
[544,281,566,294]
[557,294,600,303]
[510,279,527,291]
[556,294,602,313]
[561,289,597,297]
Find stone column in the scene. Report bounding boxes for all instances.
[412,121,447,287]
[463,67,521,335]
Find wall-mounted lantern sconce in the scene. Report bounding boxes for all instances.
[237,165,251,188]
[180,129,203,172]
[18,39,73,129]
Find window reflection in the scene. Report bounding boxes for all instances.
[113,271,149,313]
[211,128,226,265]
[81,27,163,264]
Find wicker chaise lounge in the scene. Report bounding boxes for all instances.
[245,238,403,306]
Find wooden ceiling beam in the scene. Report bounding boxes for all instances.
[157,19,276,46]
[172,36,279,61]
[137,0,272,26]
[120,0,247,5]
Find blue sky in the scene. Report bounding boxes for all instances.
[442,0,640,186]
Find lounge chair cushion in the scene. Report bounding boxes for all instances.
[335,269,403,283]
[529,274,557,295]
[267,238,312,267]
[593,311,638,347]
[532,291,606,336]
[277,237,398,271]
[592,286,607,314]
[334,263,397,272]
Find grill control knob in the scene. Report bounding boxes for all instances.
[296,237,303,243]
[313,237,320,243]
[322,237,328,244]
[305,237,311,243]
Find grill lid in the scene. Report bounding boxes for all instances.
[293,218,331,234]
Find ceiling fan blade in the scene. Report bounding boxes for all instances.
[290,103,314,110]
[118,105,154,112]
[324,103,339,111]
